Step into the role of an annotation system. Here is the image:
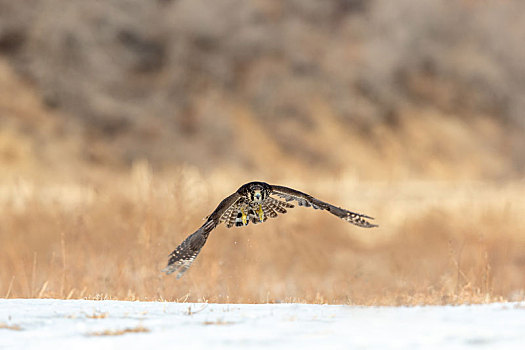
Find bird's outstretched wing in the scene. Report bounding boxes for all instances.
[257,197,294,223]
[162,192,241,278]
[269,185,377,228]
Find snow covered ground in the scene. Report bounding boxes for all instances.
[1,299,524,349]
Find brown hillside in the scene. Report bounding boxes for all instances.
[0,0,524,304]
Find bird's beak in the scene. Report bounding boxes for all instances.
[254,192,262,201]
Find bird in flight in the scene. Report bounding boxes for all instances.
[163,181,377,278]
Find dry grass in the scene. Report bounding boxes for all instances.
[1,1,524,308]
[202,319,235,326]
[88,326,149,337]
[0,164,523,306]
[0,322,22,331]
[85,312,109,319]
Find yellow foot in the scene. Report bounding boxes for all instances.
[257,205,264,222]
[241,208,248,225]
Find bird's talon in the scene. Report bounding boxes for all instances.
[241,208,248,225]
[257,205,264,222]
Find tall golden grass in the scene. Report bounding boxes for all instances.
[1,162,523,305]
[1,11,525,307]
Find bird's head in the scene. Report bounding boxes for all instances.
[248,183,267,203]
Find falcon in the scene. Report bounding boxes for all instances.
[163,181,377,278]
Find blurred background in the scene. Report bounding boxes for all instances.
[0,0,524,304]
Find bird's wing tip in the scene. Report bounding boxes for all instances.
[161,267,173,275]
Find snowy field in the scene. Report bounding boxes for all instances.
[1,299,525,349]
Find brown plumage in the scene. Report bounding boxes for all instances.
[162,181,377,278]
